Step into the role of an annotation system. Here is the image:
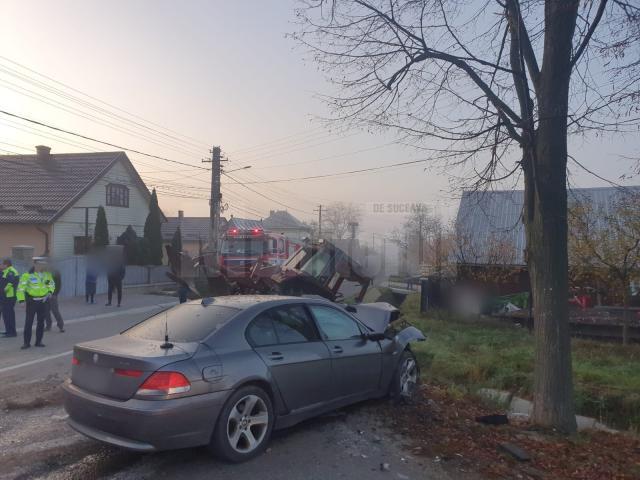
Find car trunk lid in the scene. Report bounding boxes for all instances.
[71,335,198,401]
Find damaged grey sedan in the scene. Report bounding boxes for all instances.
[63,295,425,462]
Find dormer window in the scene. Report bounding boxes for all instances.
[106,183,129,207]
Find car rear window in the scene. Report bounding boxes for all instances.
[123,304,240,342]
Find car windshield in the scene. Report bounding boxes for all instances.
[221,238,265,255]
[123,304,240,342]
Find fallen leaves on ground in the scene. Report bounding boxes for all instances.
[376,384,640,480]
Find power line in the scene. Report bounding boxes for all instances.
[231,132,360,165]
[222,171,311,215]
[0,55,210,150]
[249,141,398,170]
[226,125,327,155]
[0,78,206,157]
[225,158,428,184]
[0,109,210,171]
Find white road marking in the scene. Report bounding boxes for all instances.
[15,302,176,334]
[0,350,73,374]
[1,302,177,374]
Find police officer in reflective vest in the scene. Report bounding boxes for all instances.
[17,258,55,349]
[0,259,19,337]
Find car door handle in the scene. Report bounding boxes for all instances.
[268,352,284,361]
[332,346,344,354]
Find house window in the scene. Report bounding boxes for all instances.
[106,184,129,207]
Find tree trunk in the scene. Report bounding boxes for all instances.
[622,285,630,345]
[523,0,579,433]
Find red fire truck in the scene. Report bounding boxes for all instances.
[219,225,301,279]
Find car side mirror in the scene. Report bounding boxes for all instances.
[345,305,357,313]
[364,332,387,342]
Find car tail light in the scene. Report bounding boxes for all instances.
[136,371,191,396]
[114,368,143,378]
[71,356,80,366]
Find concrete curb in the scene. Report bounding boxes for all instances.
[477,388,619,433]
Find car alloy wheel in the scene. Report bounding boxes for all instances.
[226,394,270,454]
[399,355,418,399]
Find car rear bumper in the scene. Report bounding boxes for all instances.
[63,379,230,452]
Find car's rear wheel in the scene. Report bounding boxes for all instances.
[391,350,420,404]
[211,385,274,462]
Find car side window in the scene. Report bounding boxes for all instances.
[309,305,362,341]
[246,312,278,347]
[270,305,318,344]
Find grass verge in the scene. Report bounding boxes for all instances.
[401,294,640,431]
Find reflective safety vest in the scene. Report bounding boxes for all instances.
[2,266,18,298]
[16,271,55,301]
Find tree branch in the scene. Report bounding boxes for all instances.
[570,0,608,69]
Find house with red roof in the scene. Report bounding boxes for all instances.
[0,146,161,259]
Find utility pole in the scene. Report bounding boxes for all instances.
[349,221,358,240]
[418,209,424,265]
[314,204,323,238]
[381,237,386,276]
[203,146,225,267]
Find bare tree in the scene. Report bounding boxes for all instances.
[402,205,451,275]
[323,201,363,239]
[295,0,640,432]
[568,191,640,344]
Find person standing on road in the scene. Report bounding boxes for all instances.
[17,258,55,349]
[106,263,125,307]
[85,264,97,304]
[45,267,64,333]
[0,259,19,337]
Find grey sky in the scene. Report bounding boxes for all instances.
[0,0,637,242]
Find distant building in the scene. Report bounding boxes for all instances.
[161,211,227,257]
[263,210,311,242]
[0,146,161,259]
[456,187,640,266]
[454,187,640,294]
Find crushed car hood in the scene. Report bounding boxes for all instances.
[350,302,400,332]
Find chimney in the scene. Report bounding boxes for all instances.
[35,145,51,161]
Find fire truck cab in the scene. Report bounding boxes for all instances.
[220,226,299,278]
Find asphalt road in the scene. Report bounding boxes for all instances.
[0,294,469,480]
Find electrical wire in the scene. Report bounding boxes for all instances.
[0,109,210,171]
[224,158,428,184]
[0,78,206,157]
[222,171,311,214]
[0,55,210,150]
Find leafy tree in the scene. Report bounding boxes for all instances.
[568,192,640,344]
[296,0,640,433]
[323,202,362,239]
[93,206,109,248]
[143,189,163,265]
[171,226,183,253]
[117,225,140,265]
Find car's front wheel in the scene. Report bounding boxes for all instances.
[211,385,274,462]
[391,350,420,403]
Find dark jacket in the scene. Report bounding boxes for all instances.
[52,269,62,295]
[107,265,126,281]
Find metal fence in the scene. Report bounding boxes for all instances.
[11,256,171,298]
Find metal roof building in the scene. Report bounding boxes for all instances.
[455,186,640,266]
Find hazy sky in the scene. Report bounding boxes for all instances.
[0,0,638,242]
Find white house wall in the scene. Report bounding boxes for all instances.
[51,160,150,259]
